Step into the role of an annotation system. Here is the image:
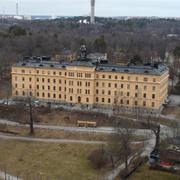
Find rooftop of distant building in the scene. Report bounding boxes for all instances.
[13,55,168,76]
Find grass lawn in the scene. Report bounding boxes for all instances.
[0,140,104,180]
[129,165,180,180]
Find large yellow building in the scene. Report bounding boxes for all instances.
[11,56,169,113]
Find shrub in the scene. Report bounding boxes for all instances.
[88,148,108,169]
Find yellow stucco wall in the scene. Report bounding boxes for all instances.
[11,64,169,110]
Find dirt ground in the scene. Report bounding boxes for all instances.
[162,106,180,120]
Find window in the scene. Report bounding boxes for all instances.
[102,98,105,103]
[109,75,111,79]
[115,83,117,88]
[135,93,138,98]
[37,78,39,82]
[115,75,118,79]
[42,93,45,97]
[70,96,73,101]
[15,84,18,88]
[42,85,45,90]
[96,97,99,102]
[102,90,105,95]
[96,74,99,78]
[29,92,32,96]
[135,85,138,90]
[108,98,111,103]
[143,93,146,98]
[135,101,138,106]
[22,84,25,88]
[69,72,74,77]
[144,86,147,91]
[136,77,138,81]
[108,90,111,95]
[59,80,61,84]
[53,71,56,75]
[85,73,91,78]
[37,70,39,74]
[15,91,18,95]
[102,75,105,78]
[143,101,146,107]
[53,79,56,83]
[153,78,156,82]
[127,100,129,105]
[152,94,155,99]
[29,85,32,89]
[53,86,56,91]
[29,78,32,82]
[59,87,61,91]
[108,83,111,88]
[48,93,50,98]
[120,99,123,104]
[37,92,39,97]
[42,78,45,83]
[22,77,25,81]
[22,91,25,96]
[59,94,61,99]
[121,76,124,80]
[121,84,124,88]
[102,82,105,87]
[48,79,50,83]
[21,70,25,73]
[96,82,99,87]
[152,86,156,91]
[48,86,50,90]
[144,77,148,82]
[77,73,82,77]
[127,92,130,96]
[53,94,56,98]
[86,98,89,103]
[127,84,130,89]
[96,89,99,94]
[152,102,155,107]
[59,72,62,75]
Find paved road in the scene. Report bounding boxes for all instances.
[0,170,22,180]
[0,133,106,145]
[0,119,152,136]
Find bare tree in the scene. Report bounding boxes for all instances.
[108,120,134,172]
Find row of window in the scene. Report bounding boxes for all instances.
[96,74,156,82]
[15,91,156,107]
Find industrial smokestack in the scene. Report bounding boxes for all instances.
[91,0,95,24]
[16,1,19,16]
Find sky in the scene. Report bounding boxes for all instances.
[1,0,180,17]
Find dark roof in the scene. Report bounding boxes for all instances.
[13,58,168,76]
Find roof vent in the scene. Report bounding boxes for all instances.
[39,64,43,67]
[112,68,116,72]
[144,70,149,73]
[50,64,54,67]
[62,65,66,68]
[124,69,129,72]
[100,68,104,70]
[22,63,26,66]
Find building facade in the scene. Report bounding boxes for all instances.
[11,57,169,112]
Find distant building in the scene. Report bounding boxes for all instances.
[12,52,169,113]
[54,49,77,61]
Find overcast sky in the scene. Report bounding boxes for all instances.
[1,0,180,17]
